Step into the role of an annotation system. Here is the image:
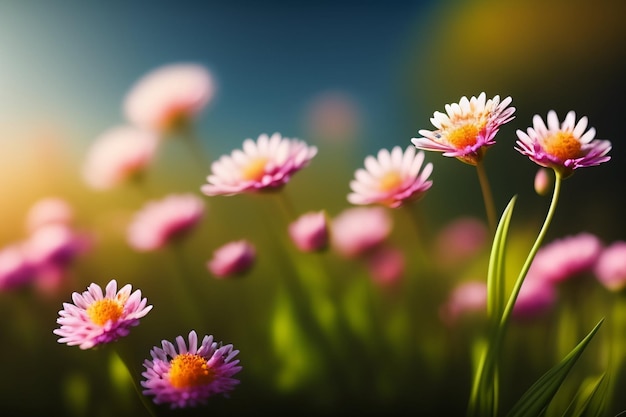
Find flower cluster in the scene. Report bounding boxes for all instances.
[0,197,90,295]
[32,64,618,417]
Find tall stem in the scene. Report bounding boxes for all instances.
[112,346,158,417]
[499,171,561,329]
[476,160,497,233]
[468,170,563,417]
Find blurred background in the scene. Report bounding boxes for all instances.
[1,0,625,416]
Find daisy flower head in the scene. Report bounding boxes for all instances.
[83,125,159,190]
[366,245,405,287]
[127,193,205,252]
[124,63,215,134]
[515,110,611,178]
[288,211,329,252]
[54,279,152,350]
[433,217,488,269]
[331,207,392,258]
[201,133,318,196]
[512,278,557,320]
[347,146,433,208]
[0,244,36,291]
[440,281,487,325]
[141,330,242,409]
[207,240,256,278]
[526,232,602,285]
[25,224,88,268]
[412,93,515,165]
[594,241,626,292]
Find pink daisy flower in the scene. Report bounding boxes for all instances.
[433,217,488,269]
[0,244,36,291]
[83,125,159,190]
[201,133,318,196]
[440,281,487,325]
[25,224,89,268]
[347,146,433,208]
[526,232,603,285]
[124,63,215,133]
[366,245,405,287]
[141,330,241,409]
[331,207,392,258]
[288,211,329,252]
[412,92,515,165]
[54,279,152,350]
[515,110,611,177]
[594,241,626,292]
[127,194,205,252]
[512,278,557,320]
[207,240,256,278]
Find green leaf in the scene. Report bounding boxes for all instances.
[487,195,517,319]
[468,195,517,417]
[505,319,604,417]
[562,373,609,417]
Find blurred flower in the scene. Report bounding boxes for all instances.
[526,232,603,285]
[141,330,241,409]
[0,244,36,291]
[127,194,205,252]
[124,63,215,134]
[24,224,92,295]
[304,91,360,141]
[83,125,159,190]
[25,224,89,268]
[26,197,74,232]
[533,168,552,196]
[331,207,392,258]
[347,146,433,208]
[594,241,626,292]
[433,217,488,269]
[207,240,256,278]
[201,132,318,196]
[515,110,611,178]
[412,92,515,165]
[288,211,329,252]
[512,278,557,320]
[366,245,405,286]
[54,279,152,350]
[440,281,487,325]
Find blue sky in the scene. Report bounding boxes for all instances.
[0,1,434,155]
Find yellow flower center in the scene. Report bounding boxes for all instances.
[446,124,480,149]
[379,171,403,192]
[242,158,268,181]
[168,353,214,388]
[86,299,124,326]
[541,132,582,161]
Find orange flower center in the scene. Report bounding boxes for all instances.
[446,124,480,149]
[168,353,214,388]
[158,105,189,133]
[379,171,403,192]
[541,132,582,161]
[242,158,268,181]
[86,299,124,326]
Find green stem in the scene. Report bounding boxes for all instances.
[499,171,561,329]
[401,204,429,268]
[469,170,563,417]
[112,347,158,417]
[476,160,497,233]
[178,122,211,173]
[168,244,206,329]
